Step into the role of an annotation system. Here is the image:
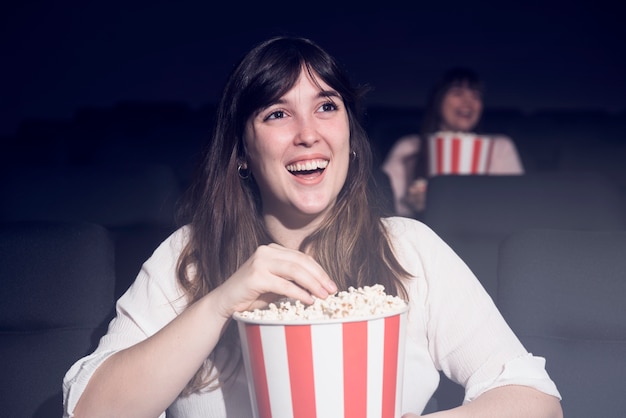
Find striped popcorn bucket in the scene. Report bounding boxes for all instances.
[428,132,494,176]
[234,308,408,418]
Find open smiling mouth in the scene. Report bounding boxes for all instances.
[286,159,329,178]
[456,109,474,118]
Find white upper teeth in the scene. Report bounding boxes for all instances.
[286,160,329,172]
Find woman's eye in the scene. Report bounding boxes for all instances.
[319,102,338,112]
[449,88,463,97]
[265,110,285,121]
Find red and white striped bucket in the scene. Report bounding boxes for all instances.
[428,132,494,176]
[235,308,408,418]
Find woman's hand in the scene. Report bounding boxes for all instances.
[211,243,337,319]
[403,177,428,214]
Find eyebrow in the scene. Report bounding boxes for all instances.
[255,89,342,115]
[318,90,341,99]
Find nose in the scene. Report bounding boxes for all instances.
[294,115,320,147]
[460,90,473,104]
[461,89,480,106]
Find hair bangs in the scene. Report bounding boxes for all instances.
[445,67,483,93]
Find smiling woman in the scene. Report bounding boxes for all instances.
[62,36,562,418]
[382,67,525,217]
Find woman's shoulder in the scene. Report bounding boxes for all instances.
[120,225,192,311]
[384,134,422,158]
[394,133,422,145]
[150,225,191,259]
[484,133,515,146]
[381,216,440,243]
[483,133,525,174]
[133,225,191,281]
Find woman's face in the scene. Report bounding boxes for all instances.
[439,84,483,132]
[244,68,351,225]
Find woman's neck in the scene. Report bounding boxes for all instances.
[263,212,324,250]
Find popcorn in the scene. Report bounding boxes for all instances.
[236,284,407,321]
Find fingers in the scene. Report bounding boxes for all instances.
[257,244,337,299]
[219,244,337,317]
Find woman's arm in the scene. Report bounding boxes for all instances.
[387,219,561,417]
[381,135,421,216]
[73,288,233,417]
[72,243,336,417]
[404,385,563,418]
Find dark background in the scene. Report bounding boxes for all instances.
[1,0,625,138]
[1,4,625,415]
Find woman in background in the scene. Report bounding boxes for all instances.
[382,67,524,217]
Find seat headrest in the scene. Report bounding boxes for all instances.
[0,221,115,330]
[498,229,626,340]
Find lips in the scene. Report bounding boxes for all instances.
[455,109,474,118]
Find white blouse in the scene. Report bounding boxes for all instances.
[63,217,560,417]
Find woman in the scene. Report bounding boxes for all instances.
[63,37,561,417]
[382,68,524,217]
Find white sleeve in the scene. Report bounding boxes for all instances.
[381,135,421,216]
[488,135,525,174]
[62,227,191,417]
[387,217,560,402]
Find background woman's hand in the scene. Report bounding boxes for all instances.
[211,243,337,319]
[403,177,428,214]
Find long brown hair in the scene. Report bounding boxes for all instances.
[175,36,410,394]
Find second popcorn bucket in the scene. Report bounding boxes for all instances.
[234,287,409,418]
[428,131,494,175]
